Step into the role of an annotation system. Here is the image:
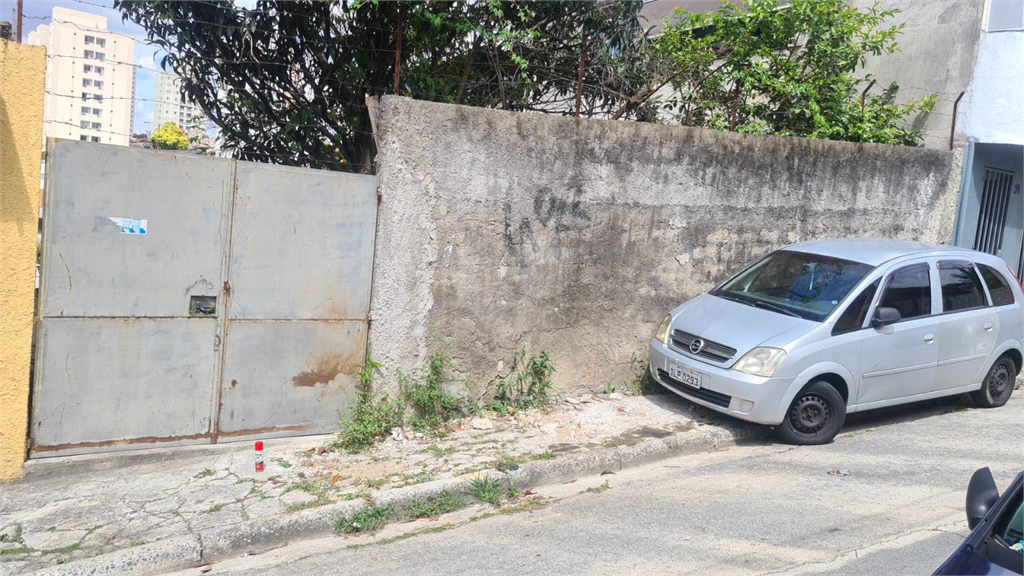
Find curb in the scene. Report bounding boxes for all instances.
[34,421,769,576]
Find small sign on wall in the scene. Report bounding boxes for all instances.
[99,217,147,235]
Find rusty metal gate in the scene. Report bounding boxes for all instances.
[31,140,378,456]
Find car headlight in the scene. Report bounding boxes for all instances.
[732,347,787,378]
[654,315,672,344]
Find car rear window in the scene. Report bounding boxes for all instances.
[978,264,1016,307]
[939,260,987,312]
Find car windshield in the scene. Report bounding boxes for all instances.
[712,250,875,322]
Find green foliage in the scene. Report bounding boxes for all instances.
[336,506,391,534]
[467,475,505,507]
[117,1,654,172]
[336,357,403,452]
[150,121,190,150]
[655,0,935,145]
[403,351,466,432]
[490,350,555,413]
[626,353,661,396]
[404,490,466,519]
[491,452,522,472]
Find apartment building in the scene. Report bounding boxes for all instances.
[28,7,136,146]
[153,71,207,137]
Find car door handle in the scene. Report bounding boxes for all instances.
[924,334,936,344]
[984,323,994,332]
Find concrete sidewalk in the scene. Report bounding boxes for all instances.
[0,392,766,576]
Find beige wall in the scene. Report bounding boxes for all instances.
[0,40,46,482]
[28,6,135,146]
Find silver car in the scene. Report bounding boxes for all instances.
[649,238,1024,445]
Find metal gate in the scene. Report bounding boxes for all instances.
[31,140,378,456]
[973,167,1014,256]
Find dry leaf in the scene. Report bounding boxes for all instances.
[330,474,340,485]
[563,479,577,484]
[446,520,456,526]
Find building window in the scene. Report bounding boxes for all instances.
[91,136,101,143]
[84,35,94,44]
[94,66,104,76]
[80,135,89,141]
[84,50,94,59]
[83,64,92,73]
[93,109,102,117]
[91,122,102,130]
[83,78,93,87]
[80,120,90,128]
[94,95,103,102]
[95,52,105,61]
[988,0,1024,30]
[95,38,106,48]
[95,81,104,89]
[82,106,91,115]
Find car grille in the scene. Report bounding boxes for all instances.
[669,330,737,363]
[656,369,732,408]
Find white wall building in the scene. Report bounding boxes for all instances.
[153,71,206,137]
[28,7,136,146]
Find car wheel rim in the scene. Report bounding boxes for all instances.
[790,394,830,434]
[988,364,1010,399]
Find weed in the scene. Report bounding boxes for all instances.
[129,540,145,547]
[604,383,616,394]
[626,353,660,395]
[602,438,626,448]
[531,450,555,460]
[203,503,223,514]
[423,444,457,457]
[492,452,522,472]
[285,480,322,495]
[404,490,466,519]
[58,543,80,554]
[404,351,466,432]
[336,506,391,534]
[336,356,403,452]
[287,496,332,513]
[585,480,611,494]
[195,468,215,479]
[273,458,292,469]
[489,350,555,412]
[1,547,35,555]
[505,485,520,500]
[467,475,505,506]
[56,558,70,564]
[365,478,386,489]
[499,498,549,515]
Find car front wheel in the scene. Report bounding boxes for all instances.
[970,357,1016,408]
[777,380,846,445]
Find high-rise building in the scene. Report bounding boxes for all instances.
[28,7,136,146]
[153,71,206,137]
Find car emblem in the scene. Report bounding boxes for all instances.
[689,338,705,355]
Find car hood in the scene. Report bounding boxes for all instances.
[670,294,817,365]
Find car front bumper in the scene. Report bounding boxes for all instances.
[649,339,793,425]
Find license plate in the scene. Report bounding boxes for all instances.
[669,363,702,389]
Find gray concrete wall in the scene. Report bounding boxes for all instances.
[850,0,985,151]
[370,96,960,397]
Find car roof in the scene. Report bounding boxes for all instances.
[782,237,974,267]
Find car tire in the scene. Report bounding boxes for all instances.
[777,381,846,446]
[970,357,1016,409]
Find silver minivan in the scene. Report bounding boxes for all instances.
[649,238,1024,445]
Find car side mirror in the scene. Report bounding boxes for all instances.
[871,307,901,328]
[966,467,1000,530]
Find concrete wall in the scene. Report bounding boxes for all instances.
[370,96,960,397]
[851,0,985,151]
[957,30,1024,145]
[0,40,46,481]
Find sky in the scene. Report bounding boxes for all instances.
[4,0,178,134]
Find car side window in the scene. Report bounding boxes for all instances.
[939,260,987,312]
[979,263,1017,307]
[832,279,880,336]
[878,263,932,320]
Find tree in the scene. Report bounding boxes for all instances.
[150,122,190,150]
[654,0,935,146]
[116,1,655,173]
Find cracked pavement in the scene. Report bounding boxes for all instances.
[0,391,750,575]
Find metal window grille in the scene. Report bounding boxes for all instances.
[973,168,1014,256]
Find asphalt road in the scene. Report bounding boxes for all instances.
[169,393,1023,576]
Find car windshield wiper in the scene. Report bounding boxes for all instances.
[715,293,756,307]
[751,300,802,318]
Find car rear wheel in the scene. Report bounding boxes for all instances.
[970,357,1016,408]
[777,381,846,445]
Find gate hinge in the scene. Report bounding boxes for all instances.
[376,186,383,203]
[223,281,231,294]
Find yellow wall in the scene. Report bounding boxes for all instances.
[0,40,46,482]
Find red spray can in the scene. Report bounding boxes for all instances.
[255,441,264,472]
